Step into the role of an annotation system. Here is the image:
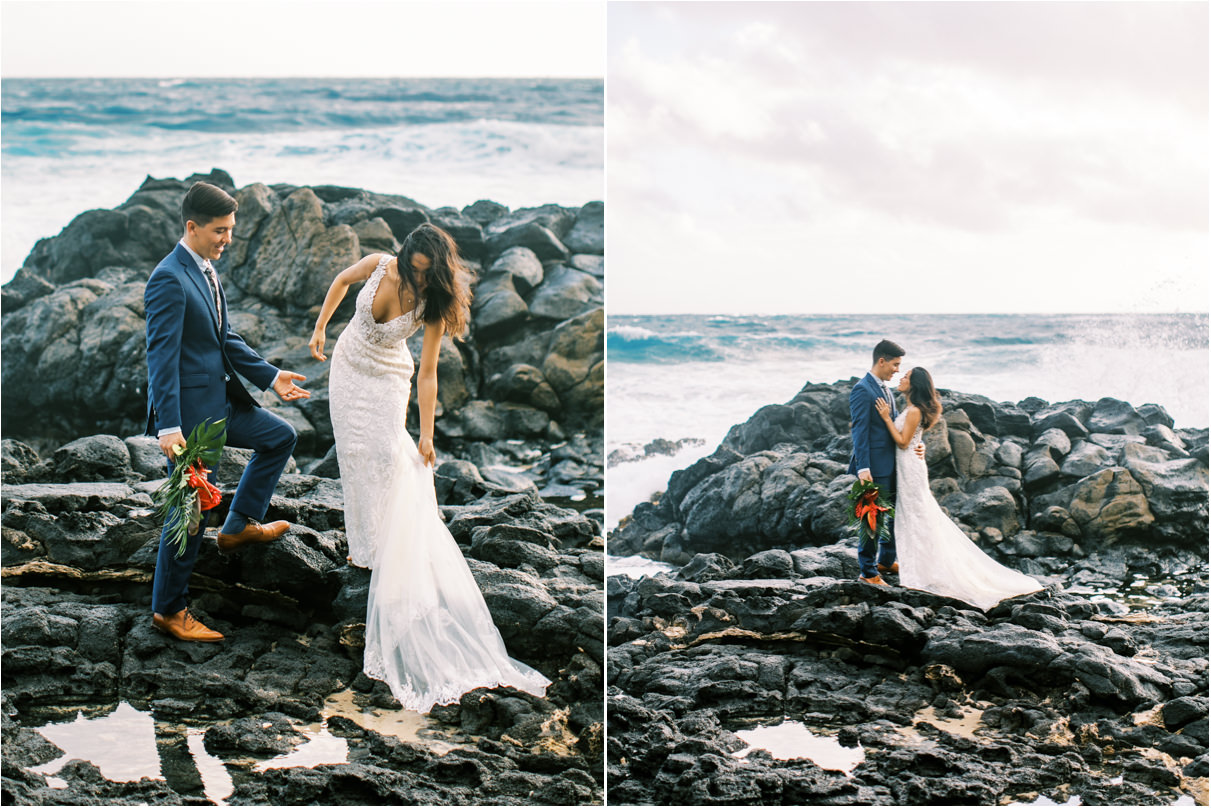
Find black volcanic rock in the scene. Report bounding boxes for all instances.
[607,379,1207,806]
[1,171,603,467]
[611,379,1207,566]
[2,465,604,802]
[0,172,604,805]
[563,202,605,255]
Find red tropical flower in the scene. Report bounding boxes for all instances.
[186,461,222,511]
[854,490,889,531]
[847,479,895,547]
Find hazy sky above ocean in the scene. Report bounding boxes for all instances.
[1,1,604,78]
[0,0,604,281]
[608,2,1209,314]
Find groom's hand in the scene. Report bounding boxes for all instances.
[159,431,187,460]
[915,444,926,460]
[857,470,873,482]
[273,370,311,402]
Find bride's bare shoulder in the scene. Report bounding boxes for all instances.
[338,253,390,284]
[380,254,401,278]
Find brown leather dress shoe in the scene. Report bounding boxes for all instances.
[859,574,889,586]
[216,520,290,554]
[878,562,900,574]
[153,609,224,642]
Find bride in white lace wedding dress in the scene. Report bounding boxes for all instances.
[309,223,549,712]
[874,368,1043,611]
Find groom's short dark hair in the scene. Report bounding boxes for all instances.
[873,339,905,365]
[181,182,238,229]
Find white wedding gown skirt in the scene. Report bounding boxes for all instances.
[328,257,550,712]
[893,412,1043,611]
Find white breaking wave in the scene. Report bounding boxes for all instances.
[2,120,602,281]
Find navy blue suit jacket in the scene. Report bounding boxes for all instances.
[144,243,278,436]
[848,372,898,480]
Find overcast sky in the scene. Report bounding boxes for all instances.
[1,0,604,78]
[608,2,1209,314]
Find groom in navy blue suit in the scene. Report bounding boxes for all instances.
[145,181,311,642]
[848,339,908,586]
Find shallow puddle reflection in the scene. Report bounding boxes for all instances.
[1009,796,1082,807]
[186,729,234,803]
[253,728,349,772]
[23,692,470,803]
[31,702,162,784]
[320,688,464,755]
[730,720,865,774]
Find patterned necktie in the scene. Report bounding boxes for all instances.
[200,259,222,327]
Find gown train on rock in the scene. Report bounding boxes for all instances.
[892,410,1044,611]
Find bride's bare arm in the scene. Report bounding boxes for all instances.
[875,400,922,450]
[416,319,446,466]
[308,254,383,360]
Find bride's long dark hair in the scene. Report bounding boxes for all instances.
[907,367,942,429]
[396,223,473,339]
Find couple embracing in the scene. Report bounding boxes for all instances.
[847,339,1043,611]
[144,181,548,712]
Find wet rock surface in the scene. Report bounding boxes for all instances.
[1,172,603,805]
[2,465,604,803]
[607,380,1207,805]
[608,560,1208,805]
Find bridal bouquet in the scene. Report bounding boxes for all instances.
[154,418,227,557]
[848,479,895,547]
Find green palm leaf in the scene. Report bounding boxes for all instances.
[153,418,229,557]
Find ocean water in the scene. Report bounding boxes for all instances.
[0,77,603,281]
[606,313,1208,530]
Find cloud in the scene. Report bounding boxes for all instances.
[612,7,1207,234]
[608,1,1208,313]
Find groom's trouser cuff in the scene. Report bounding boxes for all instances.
[151,522,206,614]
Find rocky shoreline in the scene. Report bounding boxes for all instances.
[1,171,604,805]
[607,379,1207,805]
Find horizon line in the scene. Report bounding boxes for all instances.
[0,74,604,81]
[606,311,1210,318]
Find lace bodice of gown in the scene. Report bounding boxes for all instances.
[898,411,924,453]
[352,255,422,348]
[892,408,1043,611]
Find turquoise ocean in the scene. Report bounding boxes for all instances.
[1,77,603,282]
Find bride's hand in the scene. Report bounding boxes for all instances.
[874,398,891,420]
[418,436,437,467]
[309,329,327,361]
